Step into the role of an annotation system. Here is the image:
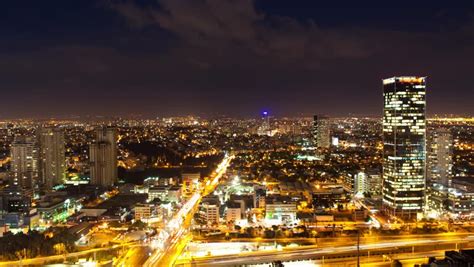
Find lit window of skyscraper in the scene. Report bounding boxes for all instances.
[382,76,426,220]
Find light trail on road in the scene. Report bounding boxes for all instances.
[176,234,474,266]
[144,154,234,267]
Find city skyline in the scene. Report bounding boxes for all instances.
[1,1,474,118]
[0,2,473,267]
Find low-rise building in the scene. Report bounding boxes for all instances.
[225,201,242,223]
[203,203,219,225]
[312,184,348,209]
[265,195,297,224]
[148,185,182,203]
[37,197,77,224]
[182,172,200,195]
[226,207,241,223]
[134,203,152,221]
[427,183,474,219]
[353,209,368,221]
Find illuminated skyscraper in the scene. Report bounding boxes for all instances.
[312,115,330,149]
[257,111,272,136]
[89,127,117,187]
[39,127,66,189]
[427,127,453,187]
[10,136,39,189]
[354,172,368,196]
[382,76,426,219]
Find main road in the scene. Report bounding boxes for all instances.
[144,153,234,267]
[176,234,474,266]
[0,241,140,267]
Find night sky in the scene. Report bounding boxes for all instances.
[2,1,474,118]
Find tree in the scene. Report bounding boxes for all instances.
[264,229,275,239]
[0,228,77,260]
[130,220,147,230]
[245,227,254,237]
[391,259,402,267]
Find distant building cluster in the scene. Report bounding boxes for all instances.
[0,125,117,231]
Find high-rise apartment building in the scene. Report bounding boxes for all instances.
[354,172,368,196]
[89,127,117,187]
[39,127,66,189]
[10,136,39,189]
[427,127,453,187]
[312,115,330,149]
[382,76,426,219]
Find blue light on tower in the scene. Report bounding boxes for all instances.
[260,110,271,136]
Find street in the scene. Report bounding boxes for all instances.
[143,154,234,267]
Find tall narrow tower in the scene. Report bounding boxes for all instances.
[313,115,330,149]
[258,111,272,136]
[382,76,426,220]
[39,127,66,189]
[10,136,39,190]
[427,127,453,187]
[89,127,117,187]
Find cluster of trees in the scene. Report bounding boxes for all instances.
[129,220,147,230]
[410,224,448,235]
[0,228,77,261]
[194,225,316,240]
[197,225,416,241]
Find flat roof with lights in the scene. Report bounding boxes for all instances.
[383,76,426,85]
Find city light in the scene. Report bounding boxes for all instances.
[0,3,472,267]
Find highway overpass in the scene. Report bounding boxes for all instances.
[175,235,474,266]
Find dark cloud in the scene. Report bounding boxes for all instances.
[105,1,157,28]
[0,1,472,118]
[105,0,474,115]
[108,0,372,67]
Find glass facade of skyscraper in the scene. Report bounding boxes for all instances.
[382,76,426,219]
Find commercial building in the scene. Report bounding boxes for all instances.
[265,195,297,224]
[36,197,77,224]
[382,76,426,219]
[353,209,368,221]
[0,186,31,213]
[427,180,474,219]
[134,203,152,222]
[445,187,473,217]
[147,185,181,203]
[312,184,349,209]
[38,127,66,189]
[89,127,117,187]
[312,115,330,149]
